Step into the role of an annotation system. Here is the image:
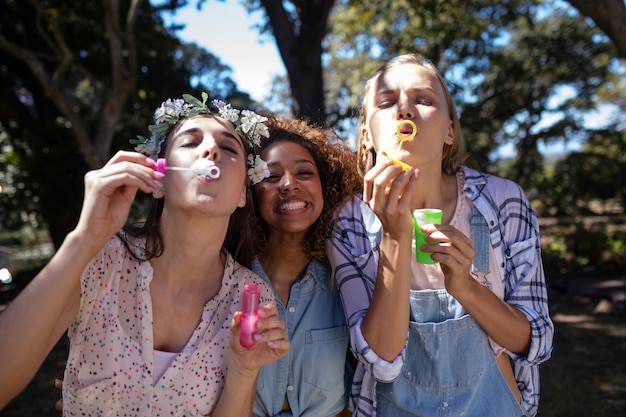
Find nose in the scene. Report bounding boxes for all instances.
[200,140,220,161]
[396,94,414,120]
[279,172,300,193]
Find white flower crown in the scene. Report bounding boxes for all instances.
[130,92,270,184]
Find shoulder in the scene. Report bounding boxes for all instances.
[462,166,529,204]
[227,253,275,305]
[334,195,379,231]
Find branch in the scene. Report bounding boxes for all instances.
[27,0,74,90]
[0,5,103,169]
[93,0,139,162]
[566,0,626,58]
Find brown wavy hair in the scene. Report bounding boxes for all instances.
[253,116,362,262]
[356,53,468,177]
[119,114,257,267]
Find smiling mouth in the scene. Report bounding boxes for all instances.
[277,201,307,212]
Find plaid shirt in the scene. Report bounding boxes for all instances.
[327,166,554,417]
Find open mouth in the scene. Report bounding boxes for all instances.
[397,120,417,142]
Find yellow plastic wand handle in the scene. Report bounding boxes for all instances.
[380,151,411,171]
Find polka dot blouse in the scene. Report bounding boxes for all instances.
[62,233,273,416]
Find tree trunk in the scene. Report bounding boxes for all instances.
[260,0,335,125]
[566,0,626,58]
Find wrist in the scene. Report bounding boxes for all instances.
[447,274,481,303]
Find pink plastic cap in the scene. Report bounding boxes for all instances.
[155,158,167,175]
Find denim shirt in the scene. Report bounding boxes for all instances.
[252,257,350,417]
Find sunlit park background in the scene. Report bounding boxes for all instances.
[1,0,625,415]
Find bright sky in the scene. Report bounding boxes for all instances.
[167,1,285,102]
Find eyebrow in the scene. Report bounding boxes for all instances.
[377,86,438,95]
[175,126,245,150]
[267,158,315,167]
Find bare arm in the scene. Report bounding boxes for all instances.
[360,163,418,361]
[0,151,163,409]
[423,223,531,355]
[0,232,98,407]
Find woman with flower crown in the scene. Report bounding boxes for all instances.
[0,93,290,416]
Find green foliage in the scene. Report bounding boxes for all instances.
[326,0,621,192]
[541,218,626,273]
[0,0,249,246]
[540,131,626,217]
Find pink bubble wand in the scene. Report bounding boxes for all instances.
[154,158,220,179]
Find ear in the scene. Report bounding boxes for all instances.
[444,120,454,145]
[152,188,164,199]
[361,127,374,151]
[237,184,247,208]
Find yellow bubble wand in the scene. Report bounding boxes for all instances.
[380,120,417,170]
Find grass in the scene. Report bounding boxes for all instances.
[538,281,626,416]
[1,271,625,416]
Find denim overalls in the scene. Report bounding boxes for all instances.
[376,206,526,417]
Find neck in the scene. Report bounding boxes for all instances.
[258,235,311,285]
[151,211,229,291]
[410,170,458,223]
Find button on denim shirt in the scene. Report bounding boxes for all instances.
[252,257,351,417]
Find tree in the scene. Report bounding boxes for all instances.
[0,0,140,169]
[202,0,335,124]
[0,0,243,247]
[566,0,626,58]
[323,0,619,196]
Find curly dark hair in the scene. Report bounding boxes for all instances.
[253,116,362,261]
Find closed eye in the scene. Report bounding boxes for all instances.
[220,143,238,154]
[297,170,315,178]
[376,98,397,109]
[264,174,281,183]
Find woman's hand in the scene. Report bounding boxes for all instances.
[363,160,418,240]
[419,223,475,294]
[54,378,63,415]
[74,151,163,247]
[229,303,290,372]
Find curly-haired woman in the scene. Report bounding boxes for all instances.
[249,116,362,417]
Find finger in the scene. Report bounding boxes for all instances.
[386,168,418,209]
[255,327,290,347]
[86,169,162,197]
[363,160,393,204]
[368,166,404,211]
[104,150,157,168]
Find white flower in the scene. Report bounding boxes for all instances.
[134,93,270,182]
[247,155,270,185]
[134,134,162,159]
[212,99,239,123]
[254,123,270,141]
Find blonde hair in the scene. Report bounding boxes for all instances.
[356,54,468,176]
